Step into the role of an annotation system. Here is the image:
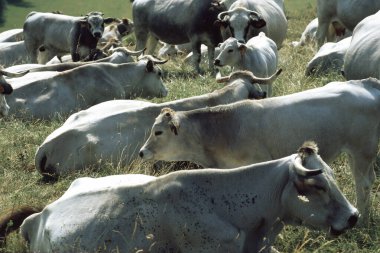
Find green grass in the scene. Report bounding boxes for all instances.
[1,0,380,252]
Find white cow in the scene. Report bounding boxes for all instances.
[34,70,281,178]
[291,18,351,47]
[140,77,380,220]
[0,28,23,42]
[0,41,29,67]
[316,0,380,47]
[0,142,358,252]
[23,11,118,63]
[214,33,278,96]
[344,11,380,80]
[305,36,351,76]
[217,0,287,48]
[4,59,168,120]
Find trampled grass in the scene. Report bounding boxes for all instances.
[0,0,379,252]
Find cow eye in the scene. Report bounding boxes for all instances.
[314,184,327,193]
[228,49,233,53]
[155,131,163,136]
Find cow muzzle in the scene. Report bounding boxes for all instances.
[139,148,153,160]
[329,211,359,236]
[214,59,223,67]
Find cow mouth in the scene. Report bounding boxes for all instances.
[329,226,345,237]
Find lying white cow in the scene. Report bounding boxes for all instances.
[0,69,28,116]
[140,77,380,220]
[1,142,358,252]
[291,18,351,47]
[217,0,287,48]
[214,33,278,96]
[0,28,23,43]
[0,41,29,67]
[316,0,380,47]
[4,59,168,120]
[34,70,280,178]
[305,36,351,76]
[344,10,380,80]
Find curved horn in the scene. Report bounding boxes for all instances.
[110,47,145,56]
[293,156,323,177]
[217,11,232,21]
[249,69,282,84]
[216,75,230,83]
[139,55,169,64]
[0,69,29,78]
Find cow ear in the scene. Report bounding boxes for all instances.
[146,60,154,72]
[104,17,117,24]
[250,18,266,29]
[0,84,4,94]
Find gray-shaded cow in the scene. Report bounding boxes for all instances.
[23,11,117,63]
[217,0,287,48]
[316,0,380,47]
[344,10,380,80]
[4,59,167,120]
[305,36,351,76]
[0,142,358,252]
[140,78,380,220]
[34,70,280,178]
[132,0,227,73]
[214,33,278,96]
[0,41,29,67]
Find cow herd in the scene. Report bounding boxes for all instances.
[0,0,380,252]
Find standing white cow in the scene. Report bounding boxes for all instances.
[344,11,380,80]
[214,33,278,96]
[217,0,287,48]
[316,0,380,47]
[132,0,227,73]
[140,77,380,221]
[0,142,358,252]
[305,36,351,76]
[34,70,280,178]
[4,59,167,120]
[23,11,118,63]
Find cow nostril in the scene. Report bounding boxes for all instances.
[214,59,220,65]
[238,40,245,43]
[348,213,359,228]
[139,151,144,158]
[39,155,47,171]
[94,32,101,38]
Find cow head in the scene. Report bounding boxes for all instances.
[80,11,117,39]
[216,7,266,42]
[214,37,249,67]
[117,18,134,37]
[0,69,28,117]
[282,141,359,235]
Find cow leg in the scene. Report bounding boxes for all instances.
[24,41,39,63]
[134,28,149,52]
[316,20,330,47]
[145,35,159,55]
[207,45,216,73]
[348,151,377,223]
[190,41,202,74]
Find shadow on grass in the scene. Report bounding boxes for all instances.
[7,0,34,8]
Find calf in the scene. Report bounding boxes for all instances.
[0,142,358,252]
[23,11,117,63]
[214,33,278,96]
[34,70,281,178]
[140,77,380,221]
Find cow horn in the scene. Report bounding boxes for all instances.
[249,69,282,84]
[110,47,145,56]
[0,69,29,78]
[217,11,231,21]
[139,55,168,64]
[216,75,230,83]
[293,156,323,177]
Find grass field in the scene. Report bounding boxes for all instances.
[0,0,380,252]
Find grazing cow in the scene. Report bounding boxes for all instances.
[0,28,23,43]
[140,77,380,220]
[98,18,134,46]
[4,59,167,120]
[344,11,380,80]
[0,41,29,67]
[214,33,278,96]
[316,0,380,47]
[0,68,28,117]
[217,0,287,48]
[291,18,351,47]
[23,11,117,63]
[0,142,358,252]
[305,36,351,76]
[34,70,281,178]
[132,0,227,73]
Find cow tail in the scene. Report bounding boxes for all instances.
[0,206,41,246]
